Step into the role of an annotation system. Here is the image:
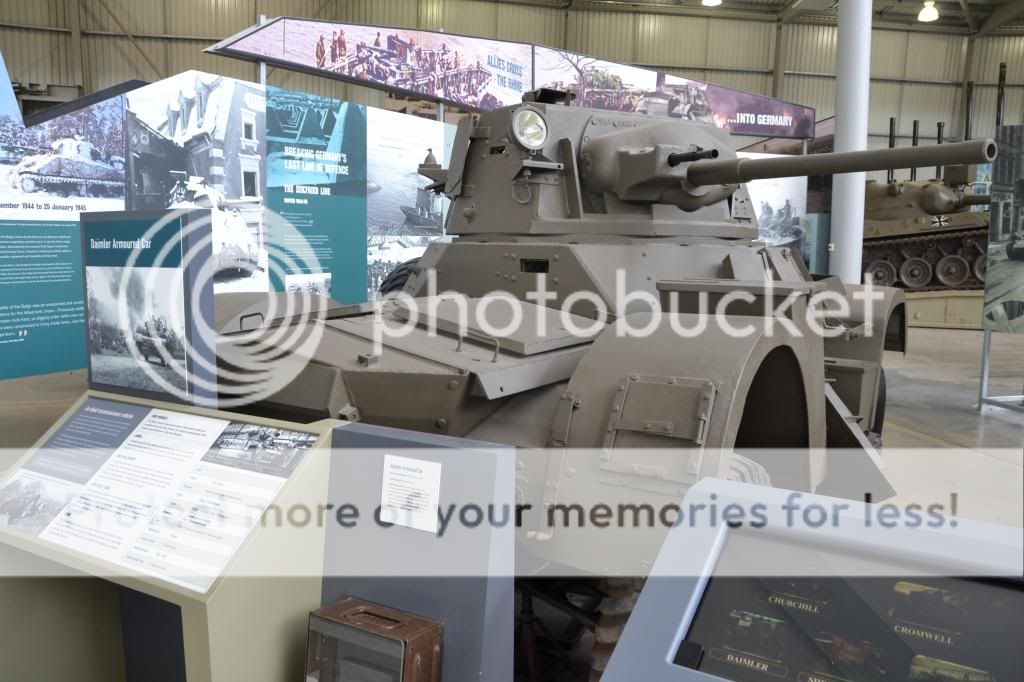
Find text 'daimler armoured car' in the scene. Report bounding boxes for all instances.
[217,92,995,577]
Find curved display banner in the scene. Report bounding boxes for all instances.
[533,47,815,139]
[209,18,815,139]
[209,17,532,111]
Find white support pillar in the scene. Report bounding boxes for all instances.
[828,0,872,284]
[258,15,268,86]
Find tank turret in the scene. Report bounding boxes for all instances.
[421,101,993,246]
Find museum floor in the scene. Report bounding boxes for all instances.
[1,329,1021,526]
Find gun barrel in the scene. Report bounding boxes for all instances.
[686,139,997,187]
[960,193,992,206]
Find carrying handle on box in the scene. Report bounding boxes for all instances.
[344,606,404,631]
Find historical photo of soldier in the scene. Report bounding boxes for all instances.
[0,472,78,537]
[740,153,810,263]
[366,107,447,237]
[231,19,531,110]
[201,422,317,478]
[984,125,1024,333]
[86,266,189,396]
[654,74,715,124]
[0,95,125,221]
[125,72,268,293]
[286,271,332,297]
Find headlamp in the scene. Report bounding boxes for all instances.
[511,108,548,150]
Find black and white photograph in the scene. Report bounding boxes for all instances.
[366,235,442,300]
[266,87,367,196]
[86,265,189,395]
[534,46,656,113]
[0,471,78,537]
[227,18,531,110]
[366,107,446,237]
[286,271,333,296]
[202,422,317,478]
[985,125,1024,334]
[739,152,810,263]
[652,74,715,124]
[125,71,268,293]
[0,96,125,221]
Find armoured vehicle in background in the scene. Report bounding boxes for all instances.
[10,137,124,197]
[1008,213,1024,261]
[216,93,995,679]
[133,317,180,366]
[169,174,261,273]
[1010,237,1024,261]
[862,171,991,290]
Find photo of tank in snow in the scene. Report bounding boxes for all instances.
[985,125,1024,334]
[366,107,446,237]
[366,235,443,300]
[85,265,189,396]
[125,72,267,293]
[0,96,125,221]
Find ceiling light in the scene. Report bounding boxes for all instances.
[702,0,723,7]
[918,1,939,22]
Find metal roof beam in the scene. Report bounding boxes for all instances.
[977,0,1024,36]
[779,0,834,24]
[779,0,804,24]
[957,0,977,32]
[92,0,164,80]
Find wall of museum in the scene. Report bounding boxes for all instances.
[2,0,1022,144]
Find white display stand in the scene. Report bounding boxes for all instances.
[0,390,340,682]
[976,329,1024,414]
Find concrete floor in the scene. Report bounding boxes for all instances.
[0,328,1021,525]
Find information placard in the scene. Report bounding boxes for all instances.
[0,397,315,592]
[82,210,216,406]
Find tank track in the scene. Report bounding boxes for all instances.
[863,227,988,292]
[18,173,123,188]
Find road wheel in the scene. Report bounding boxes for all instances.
[899,257,933,289]
[865,260,898,287]
[973,254,986,282]
[19,175,37,193]
[935,254,970,288]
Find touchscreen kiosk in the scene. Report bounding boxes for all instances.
[604,480,1023,682]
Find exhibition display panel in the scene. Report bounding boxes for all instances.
[0,390,337,682]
